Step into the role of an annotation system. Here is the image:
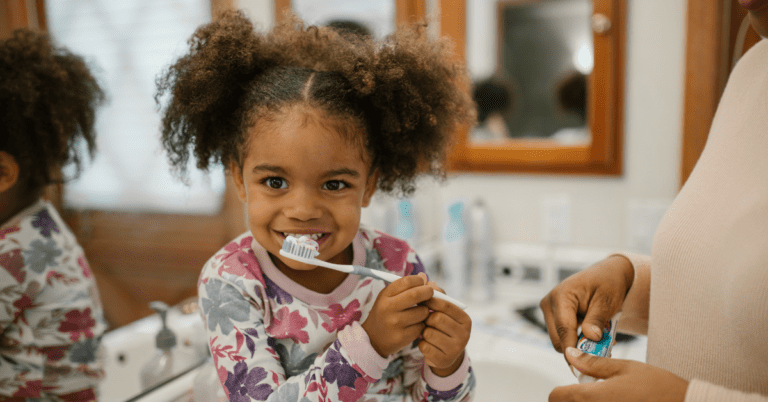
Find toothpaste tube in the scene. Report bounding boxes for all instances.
[571,312,621,383]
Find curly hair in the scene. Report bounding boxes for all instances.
[156,10,475,195]
[0,28,105,196]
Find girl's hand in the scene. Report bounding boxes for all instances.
[419,281,471,377]
[540,255,634,354]
[549,347,688,402]
[362,273,434,357]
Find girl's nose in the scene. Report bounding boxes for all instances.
[284,187,323,221]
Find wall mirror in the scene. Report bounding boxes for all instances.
[442,0,626,174]
[275,0,425,35]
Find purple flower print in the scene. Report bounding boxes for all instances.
[201,279,251,335]
[224,361,273,402]
[411,255,426,276]
[266,307,309,344]
[320,300,362,332]
[31,209,59,238]
[22,239,62,273]
[264,275,293,305]
[322,342,360,389]
[426,383,462,401]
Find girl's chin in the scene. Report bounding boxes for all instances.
[278,255,318,271]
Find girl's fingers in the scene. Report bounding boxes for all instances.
[424,310,464,335]
[400,305,430,326]
[423,296,469,324]
[384,275,427,296]
[390,285,434,310]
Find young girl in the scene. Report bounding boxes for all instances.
[157,11,476,401]
[0,29,107,400]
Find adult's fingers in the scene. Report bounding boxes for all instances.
[540,296,565,352]
[540,292,580,353]
[580,297,619,342]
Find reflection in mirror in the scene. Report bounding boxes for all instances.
[469,0,592,145]
[291,0,394,40]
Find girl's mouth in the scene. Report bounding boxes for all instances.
[280,231,329,246]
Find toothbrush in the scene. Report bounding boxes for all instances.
[280,235,467,310]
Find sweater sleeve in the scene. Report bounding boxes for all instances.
[609,251,651,335]
[199,276,386,402]
[685,380,768,402]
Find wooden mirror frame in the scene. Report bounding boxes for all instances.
[443,0,626,175]
[274,0,426,26]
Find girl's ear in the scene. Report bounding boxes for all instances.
[0,152,20,194]
[361,170,379,208]
[230,162,247,203]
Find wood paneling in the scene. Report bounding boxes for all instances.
[1,0,45,38]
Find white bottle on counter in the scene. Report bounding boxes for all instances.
[469,199,496,302]
[140,301,199,391]
[442,199,470,300]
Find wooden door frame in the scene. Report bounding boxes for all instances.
[681,0,762,187]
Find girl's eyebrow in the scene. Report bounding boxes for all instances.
[322,168,360,179]
[252,164,287,175]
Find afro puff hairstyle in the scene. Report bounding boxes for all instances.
[0,28,105,196]
[156,11,475,196]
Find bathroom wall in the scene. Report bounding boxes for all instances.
[238,0,687,252]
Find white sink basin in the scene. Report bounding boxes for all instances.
[473,360,565,401]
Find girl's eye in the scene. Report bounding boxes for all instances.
[323,180,348,191]
[265,177,287,189]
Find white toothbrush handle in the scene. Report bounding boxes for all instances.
[352,266,467,310]
[278,250,467,310]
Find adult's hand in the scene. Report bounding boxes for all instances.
[540,255,634,353]
[549,347,688,402]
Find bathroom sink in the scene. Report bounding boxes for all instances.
[472,360,567,401]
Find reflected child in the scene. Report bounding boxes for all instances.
[0,29,108,400]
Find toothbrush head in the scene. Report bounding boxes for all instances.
[281,235,320,260]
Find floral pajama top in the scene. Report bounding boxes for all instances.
[198,226,475,402]
[0,200,107,401]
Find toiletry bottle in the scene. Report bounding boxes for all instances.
[442,199,470,300]
[140,301,199,390]
[394,198,419,247]
[469,199,496,302]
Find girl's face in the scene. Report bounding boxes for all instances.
[232,106,376,275]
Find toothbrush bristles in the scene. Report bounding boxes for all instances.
[281,236,320,260]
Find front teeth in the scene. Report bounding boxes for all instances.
[284,233,323,241]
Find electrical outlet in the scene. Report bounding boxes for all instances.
[542,194,571,245]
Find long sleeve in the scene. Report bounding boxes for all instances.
[685,380,768,402]
[400,343,474,402]
[609,252,651,336]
